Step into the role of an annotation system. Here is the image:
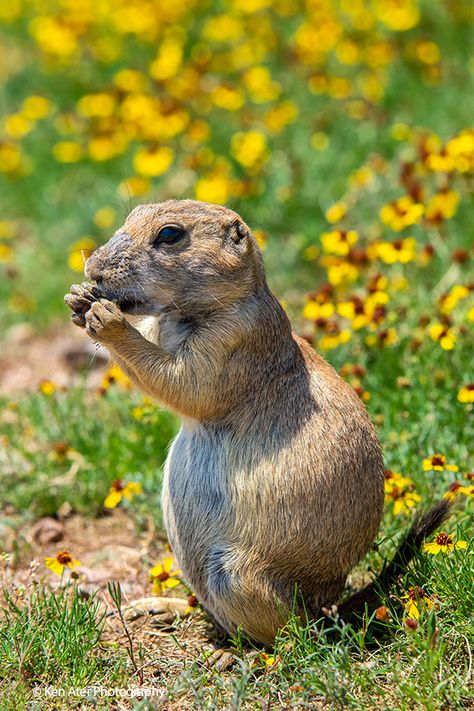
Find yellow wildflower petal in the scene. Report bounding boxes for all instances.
[104,490,123,509]
[45,558,64,576]
[405,601,420,619]
[423,542,442,555]
[162,556,174,573]
[150,563,164,577]
[152,579,162,595]
[66,559,81,569]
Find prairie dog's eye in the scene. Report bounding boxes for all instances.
[154,225,185,246]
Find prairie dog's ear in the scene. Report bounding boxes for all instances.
[227,219,250,245]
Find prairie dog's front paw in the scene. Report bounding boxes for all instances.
[64,282,102,328]
[84,299,128,343]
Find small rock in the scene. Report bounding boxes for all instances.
[62,342,109,371]
[29,517,64,545]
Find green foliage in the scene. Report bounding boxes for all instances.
[0,386,177,519]
[0,583,127,706]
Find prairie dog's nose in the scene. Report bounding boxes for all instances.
[84,249,103,281]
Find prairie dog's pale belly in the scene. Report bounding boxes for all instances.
[161,425,235,602]
[161,394,383,619]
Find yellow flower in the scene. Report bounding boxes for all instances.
[45,550,81,576]
[150,557,181,594]
[195,171,232,205]
[68,237,96,273]
[53,141,83,163]
[415,41,441,66]
[319,329,351,351]
[303,301,335,320]
[260,652,277,667]
[425,190,460,222]
[0,244,14,263]
[113,69,147,92]
[211,85,245,111]
[118,176,151,199]
[365,328,398,348]
[4,113,33,139]
[22,95,52,120]
[93,207,116,230]
[311,132,329,151]
[458,384,474,403]
[325,201,347,224]
[48,441,73,462]
[77,93,116,118]
[231,130,268,172]
[104,480,143,509]
[428,323,456,350]
[325,260,359,286]
[29,17,78,58]
[39,380,56,396]
[149,37,183,80]
[0,143,23,174]
[443,481,463,502]
[321,230,358,256]
[423,532,467,555]
[376,238,417,264]
[423,454,459,473]
[133,146,174,177]
[402,587,433,620]
[100,364,131,392]
[384,472,421,515]
[243,66,281,103]
[379,196,424,231]
[438,285,469,315]
[264,101,297,133]
[384,470,414,490]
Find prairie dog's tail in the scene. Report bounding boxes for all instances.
[336,499,452,617]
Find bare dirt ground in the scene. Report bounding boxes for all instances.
[0,321,109,394]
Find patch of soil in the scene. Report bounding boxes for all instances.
[3,509,165,597]
[0,321,109,395]
[1,510,230,709]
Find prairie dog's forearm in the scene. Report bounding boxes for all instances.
[108,326,223,419]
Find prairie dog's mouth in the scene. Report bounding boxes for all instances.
[116,297,148,314]
[92,283,148,314]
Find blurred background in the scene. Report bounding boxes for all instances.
[1,0,472,325]
[0,0,472,514]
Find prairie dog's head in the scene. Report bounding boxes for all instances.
[85,199,265,317]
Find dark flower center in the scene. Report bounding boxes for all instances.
[435,532,453,546]
[56,550,73,565]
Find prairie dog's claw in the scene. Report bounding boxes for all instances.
[65,282,101,320]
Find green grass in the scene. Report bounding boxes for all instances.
[0,385,177,521]
[0,583,128,709]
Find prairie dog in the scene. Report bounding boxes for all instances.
[65,199,384,644]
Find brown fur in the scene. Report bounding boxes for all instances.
[65,199,385,644]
